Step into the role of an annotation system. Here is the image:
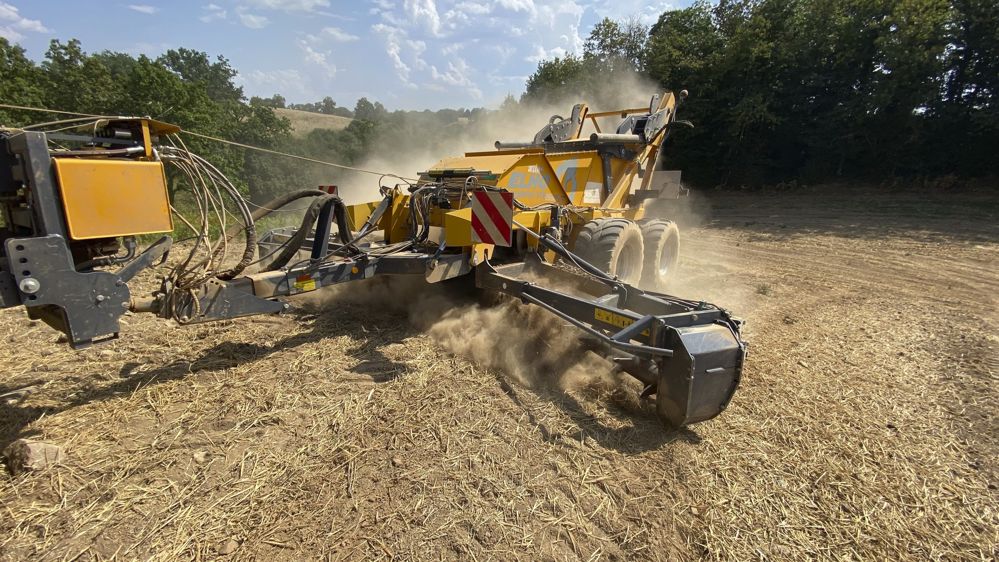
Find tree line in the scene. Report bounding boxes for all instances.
[0,38,297,199]
[1,0,995,196]
[524,0,997,186]
[0,38,496,201]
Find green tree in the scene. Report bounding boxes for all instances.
[41,39,122,114]
[157,48,243,103]
[353,97,387,122]
[0,38,46,125]
[584,17,648,71]
[522,55,590,104]
[250,94,286,108]
[318,96,337,114]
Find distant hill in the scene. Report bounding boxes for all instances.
[275,108,352,136]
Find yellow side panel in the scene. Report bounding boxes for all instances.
[496,154,569,206]
[53,159,173,240]
[428,153,526,176]
[443,207,473,246]
[545,152,603,206]
[345,201,379,229]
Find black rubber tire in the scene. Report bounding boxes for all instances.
[638,219,680,292]
[572,218,644,285]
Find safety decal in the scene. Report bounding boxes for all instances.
[471,190,514,247]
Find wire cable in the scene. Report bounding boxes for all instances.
[179,130,420,183]
[0,102,421,183]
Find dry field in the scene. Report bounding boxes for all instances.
[0,187,995,560]
[274,108,352,137]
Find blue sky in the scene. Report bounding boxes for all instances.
[1,1,685,111]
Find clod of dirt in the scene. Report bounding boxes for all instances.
[390,456,404,468]
[192,451,209,464]
[4,439,64,475]
[219,539,239,555]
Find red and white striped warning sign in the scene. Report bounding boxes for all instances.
[471,190,514,247]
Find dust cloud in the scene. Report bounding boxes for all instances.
[314,275,631,401]
[290,73,748,394]
[333,71,666,203]
[639,189,756,321]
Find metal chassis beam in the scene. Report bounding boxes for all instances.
[473,256,745,428]
[474,259,719,359]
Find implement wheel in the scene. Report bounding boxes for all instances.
[639,219,680,292]
[573,218,644,285]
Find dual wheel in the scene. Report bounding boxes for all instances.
[572,217,679,291]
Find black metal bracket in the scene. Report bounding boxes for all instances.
[5,235,130,348]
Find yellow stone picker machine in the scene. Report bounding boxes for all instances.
[0,92,745,429]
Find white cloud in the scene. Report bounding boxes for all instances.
[405,0,441,36]
[128,41,173,57]
[441,3,486,29]
[490,43,515,62]
[525,44,566,63]
[127,4,158,15]
[496,0,535,13]
[321,26,359,42]
[241,0,330,12]
[372,23,418,86]
[243,0,671,109]
[0,2,49,41]
[200,3,226,22]
[593,0,675,25]
[407,39,428,70]
[430,57,482,99]
[298,40,337,75]
[240,68,311,98]
[364,0,598,107]
[452,1,490,16]
[238,12,269,29]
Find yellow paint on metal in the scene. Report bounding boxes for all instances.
[386,193,411,243]
[346,201,380,230]
[595,308,649,335]
[53,159,173,240]
[140,120,153,158]
[587,107,650,118]
[511,210,547,250]
[428,153,525,178]
[496,153,570,206]
[463,147,544,158]
[381,93,675,253]
[603,159,639,209]
[141,119,181,136]
[546,152,602,206]
[443,207,474,246]
[470,243,493,266]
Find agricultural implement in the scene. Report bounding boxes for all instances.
[0,92,745,429]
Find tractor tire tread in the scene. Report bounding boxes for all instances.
[572,218,644,284]
[638,218,680,291]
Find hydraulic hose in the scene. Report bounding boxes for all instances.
[216,189,329,275]
[248,189,329,222]
[262,193,341,272]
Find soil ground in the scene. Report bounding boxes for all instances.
[0,186,995,561]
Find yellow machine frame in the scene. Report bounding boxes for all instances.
[345,93,680,262]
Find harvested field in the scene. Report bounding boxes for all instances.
[275,108,352,137]
[0,186,996,560]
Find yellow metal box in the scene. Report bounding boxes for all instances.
[53,159,173,240]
